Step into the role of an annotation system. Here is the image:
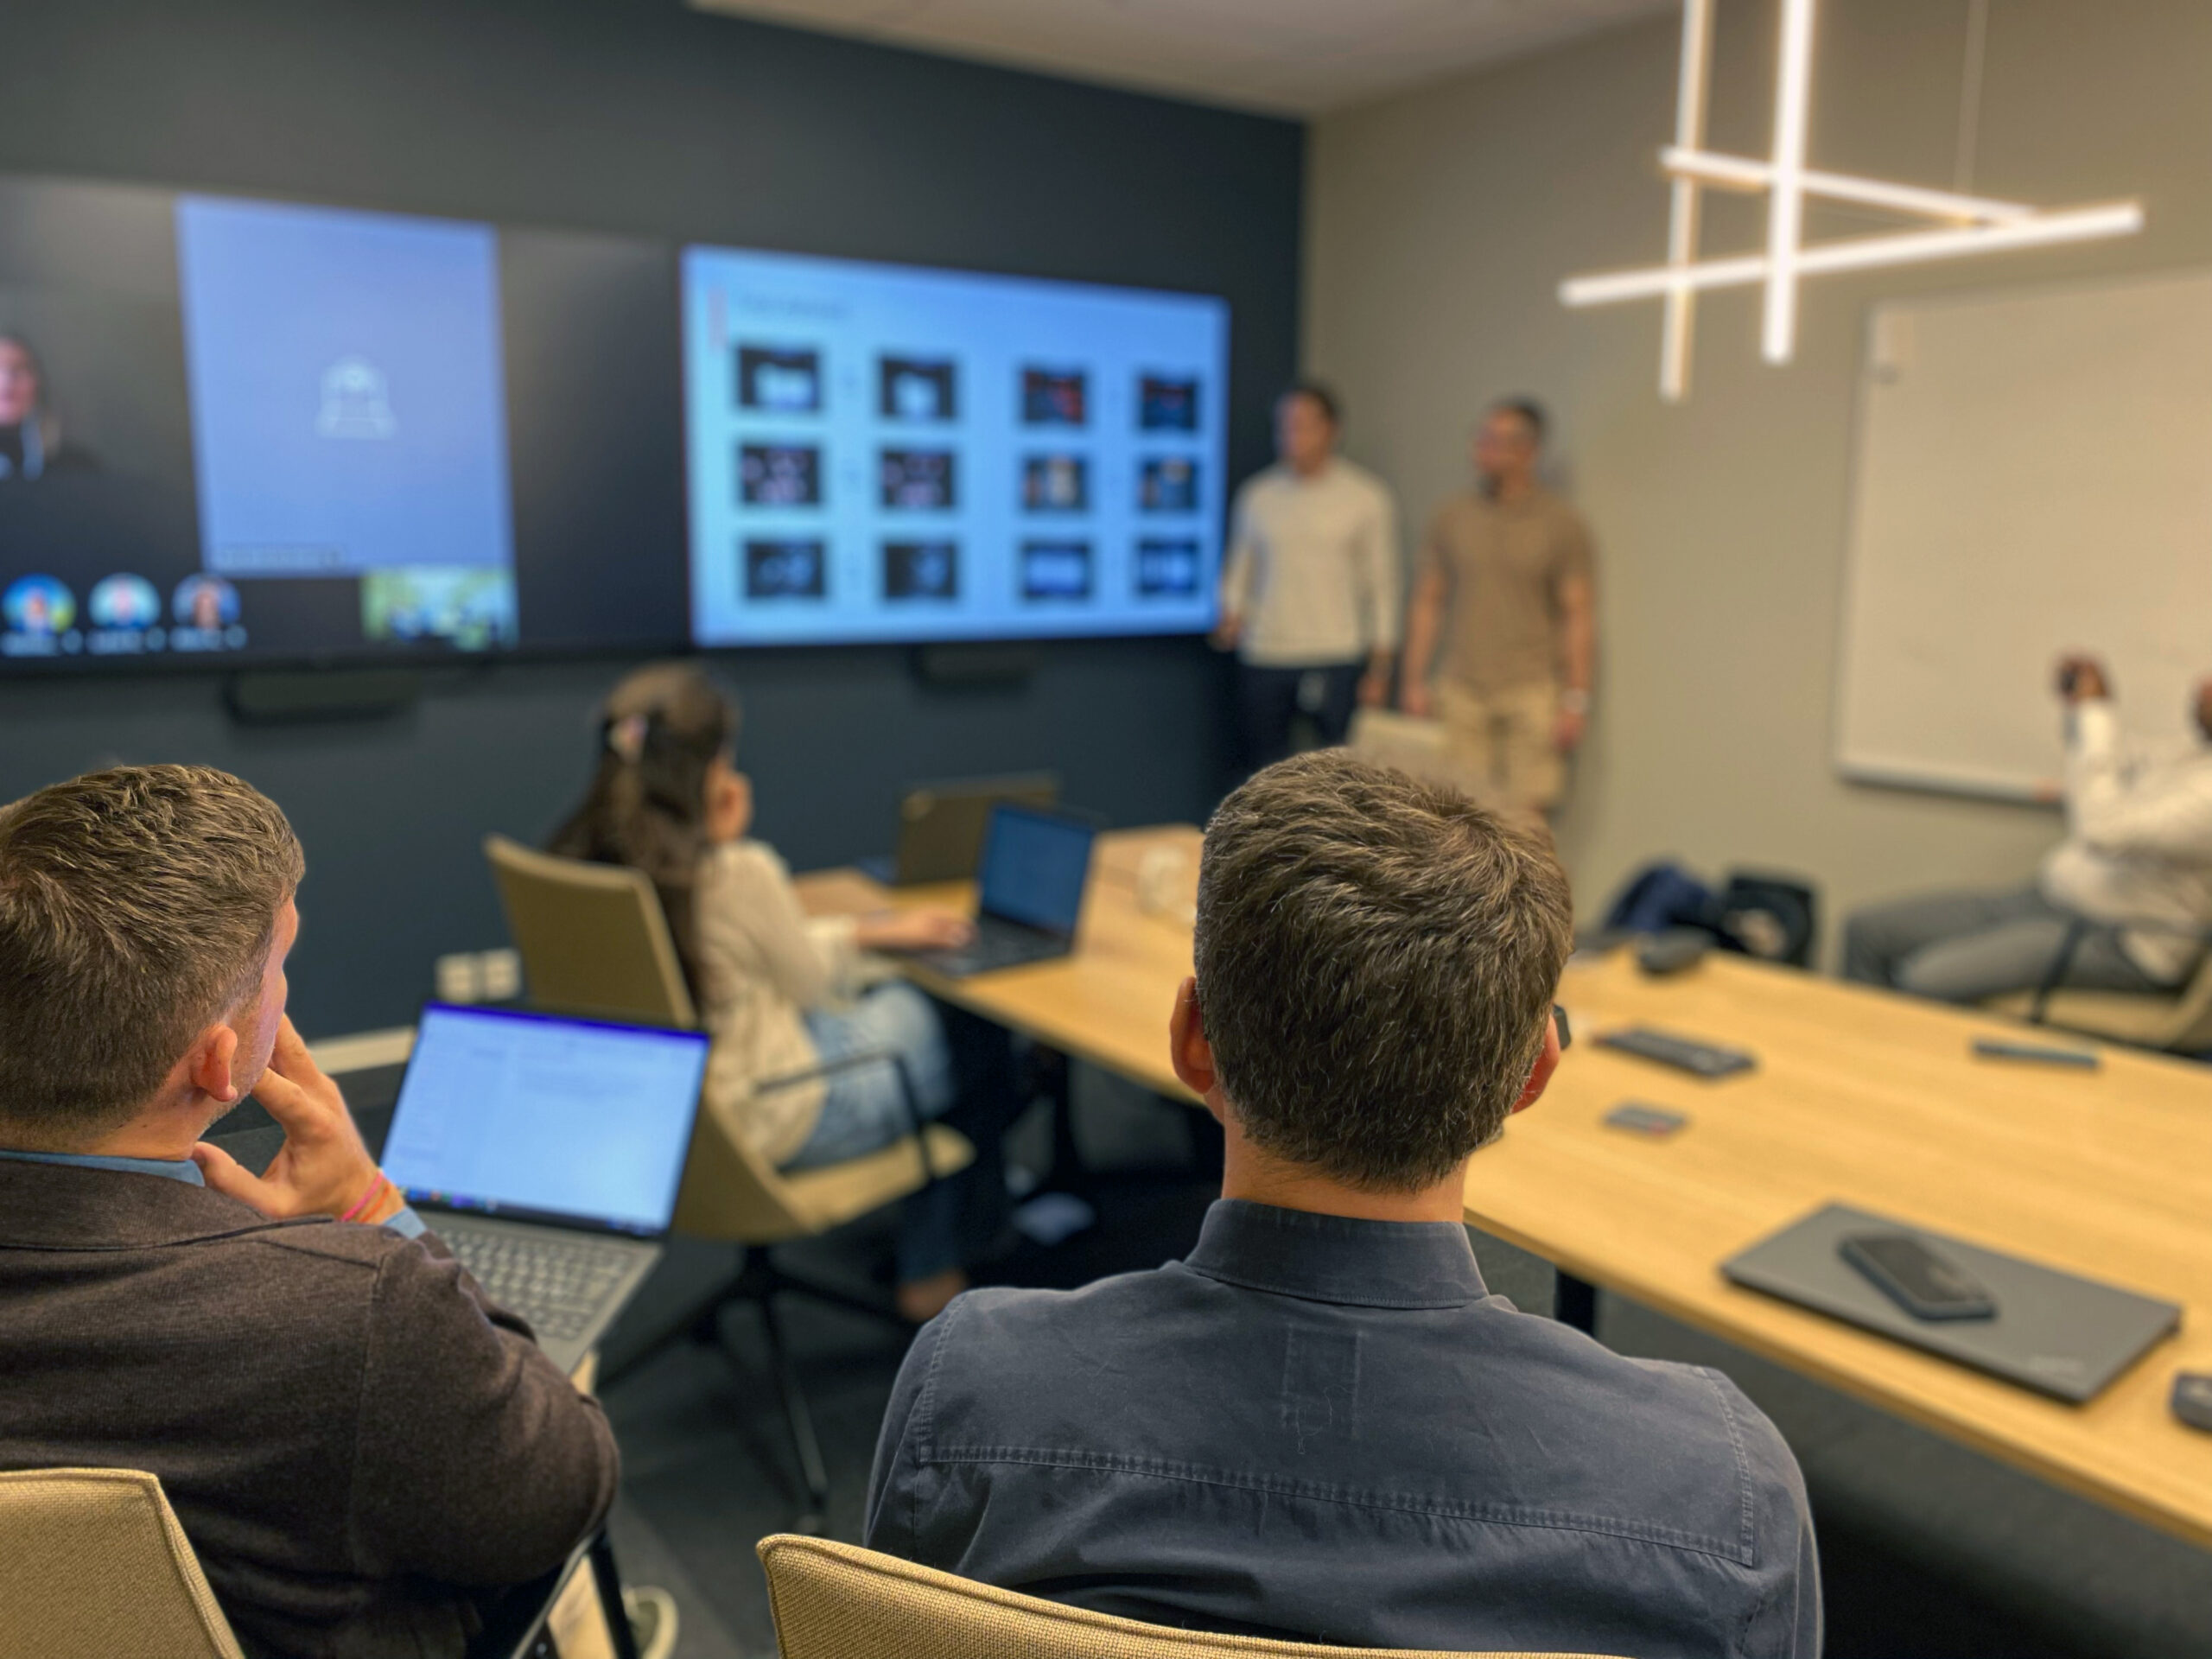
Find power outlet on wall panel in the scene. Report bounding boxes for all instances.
[434,949,524,1005]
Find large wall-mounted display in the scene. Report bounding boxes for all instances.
[0,169,1235,672]
[0,175,683,671]
[683,245,1229,646]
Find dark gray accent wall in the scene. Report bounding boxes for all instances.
[0,0,1301,1033]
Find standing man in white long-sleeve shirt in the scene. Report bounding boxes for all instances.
[1845,653,2212,1001]
[1215,383,1401,773]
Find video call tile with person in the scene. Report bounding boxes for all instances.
[1021,454,1089,513]
[882,540,958,601]
[744,538,828,600]
[1138,456,1198,513]
[1139,375,1199,431]
[1020,366,1087,427]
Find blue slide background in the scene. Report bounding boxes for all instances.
[175,195,514,576]
[684,245,1228,646]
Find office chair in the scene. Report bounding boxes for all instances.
[484,836,973,1530]
[0,1468,639,1659]
[1986,915,2212,1053]
[756,1534,1625,1659]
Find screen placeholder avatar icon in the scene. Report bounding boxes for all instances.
[880,356,957,422]
[745,539,827,600]
[737,346,822,414]
[879,449,957,511]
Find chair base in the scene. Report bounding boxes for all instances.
[607,1248,906,1533]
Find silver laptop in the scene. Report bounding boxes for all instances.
[1722,1203,2182,1403]
[380,1003,710,1376]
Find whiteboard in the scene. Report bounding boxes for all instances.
[1834,270,2212,798]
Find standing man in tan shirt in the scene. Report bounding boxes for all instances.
[1402,399,1596,817]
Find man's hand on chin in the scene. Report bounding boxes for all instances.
[192,1017,403,1224]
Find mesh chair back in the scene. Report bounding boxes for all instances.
[0,1468,245,1659]
[756,1534,1624,1659]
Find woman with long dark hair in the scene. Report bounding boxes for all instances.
[550,662,1020,1321]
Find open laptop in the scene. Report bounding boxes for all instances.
[857,772,1061,886]
[905,802,1096,978]
[378,1003,710,1376]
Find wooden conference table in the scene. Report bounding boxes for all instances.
[801,827,2212,1553]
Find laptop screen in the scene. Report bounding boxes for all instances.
[976,804,1095,938]
[381,1005,709,1237]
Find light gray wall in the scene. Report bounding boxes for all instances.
[1306,0,2212,955]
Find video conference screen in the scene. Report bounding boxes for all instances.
[0,172,1229,671]
[0,175,684,671]
[683,245,1229,646]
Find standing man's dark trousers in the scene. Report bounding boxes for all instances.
[1236,663,1363,775]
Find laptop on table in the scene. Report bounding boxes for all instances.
[905,802,1096,979]
[857,772,1060,886]
[378,1003,710,1376]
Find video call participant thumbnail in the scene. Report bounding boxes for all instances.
[868,752,1819,1657]
[0,334,98,481]
[0,766,617,1658]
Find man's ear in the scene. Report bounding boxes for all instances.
[1510,1014,1564,1116]
[1168,977,1223,1119]
[183,1024,243,1106]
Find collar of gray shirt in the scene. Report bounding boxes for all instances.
[1180,1198,1488,1310]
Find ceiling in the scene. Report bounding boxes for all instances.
[686,0,1675,117]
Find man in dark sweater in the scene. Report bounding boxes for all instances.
[0,766,619,1658]
[868,752,1820,1656]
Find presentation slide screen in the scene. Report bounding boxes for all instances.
[0,175,685,671]
[683,245,1229,646]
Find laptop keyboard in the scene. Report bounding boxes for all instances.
[444,1230,636,1343]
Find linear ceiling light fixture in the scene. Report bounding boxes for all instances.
[1562,0,2144,401]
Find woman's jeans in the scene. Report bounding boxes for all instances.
[785,981,1023,1283]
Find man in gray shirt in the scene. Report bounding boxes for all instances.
[868,750,1819,1656]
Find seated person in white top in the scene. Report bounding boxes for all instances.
[1847,652,2212,1001]
[550,663,1023,1320]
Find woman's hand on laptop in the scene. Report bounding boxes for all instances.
[191,1018,402,1224]
[856,908,976,953]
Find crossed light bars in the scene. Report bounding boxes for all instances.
[1560,0,2145,401]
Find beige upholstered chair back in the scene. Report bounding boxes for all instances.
[483,835,697,1027]
[484,836,964,1243]
[1992,945,2212,1052]
[0,1468,245,1659]
[756,1534,1624,1659]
